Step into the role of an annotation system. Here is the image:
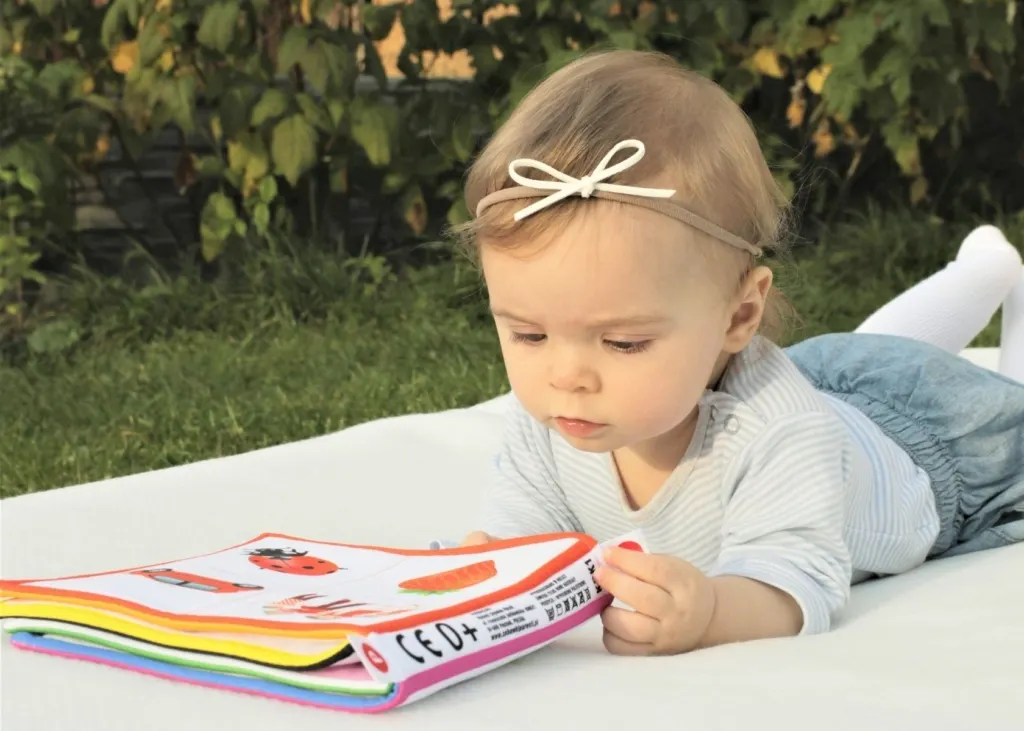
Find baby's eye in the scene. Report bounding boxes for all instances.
[605,339,652,354]
[509,332,546,345]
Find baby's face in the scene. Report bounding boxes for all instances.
[481,204,736,458]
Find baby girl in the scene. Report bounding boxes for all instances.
[451,50,1024,656]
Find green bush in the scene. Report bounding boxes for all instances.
[1,0,1021,336]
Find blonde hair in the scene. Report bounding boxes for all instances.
[453,49,795,341]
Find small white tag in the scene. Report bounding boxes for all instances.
[595,530,651,612]
[596,529,651,563]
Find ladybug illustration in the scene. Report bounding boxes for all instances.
[245,547,341,576]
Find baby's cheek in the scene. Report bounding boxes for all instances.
[625,365,704,426]
[503,360,546,414]
[624,380,691,427]
[504,355,535,388]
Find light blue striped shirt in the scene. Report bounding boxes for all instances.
[478,338,940,635]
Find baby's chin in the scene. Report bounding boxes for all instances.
[547,424,630,453]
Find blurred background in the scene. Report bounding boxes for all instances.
[1,0,1021,496]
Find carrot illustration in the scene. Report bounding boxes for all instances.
[398,560,497,594]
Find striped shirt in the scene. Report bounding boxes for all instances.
[478,337,940,635]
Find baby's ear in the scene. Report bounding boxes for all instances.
[723,266,773,351]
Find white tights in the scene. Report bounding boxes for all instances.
[854,225,1024,383]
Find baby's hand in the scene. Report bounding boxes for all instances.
[460,531,496,547]
[594,547,716,656]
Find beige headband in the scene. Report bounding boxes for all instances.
[474,139,762,257]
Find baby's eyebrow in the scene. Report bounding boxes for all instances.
[489,308,540,326]
[583,315,672,329]
[490,308,670,329]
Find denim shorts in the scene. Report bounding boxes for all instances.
[786,332,1024,559]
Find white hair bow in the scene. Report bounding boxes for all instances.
[506,139,676,221]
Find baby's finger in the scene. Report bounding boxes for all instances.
[460,531,494,547]
[594,564,671,618]
[600,606,659,645]
[602,626,654,656]
[604,547,681,590]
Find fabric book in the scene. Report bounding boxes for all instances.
[0,530,647,712]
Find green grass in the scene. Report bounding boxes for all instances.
[0,262,509,496]
[1,207,1021,496]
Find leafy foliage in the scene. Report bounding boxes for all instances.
[1,0,1022,334]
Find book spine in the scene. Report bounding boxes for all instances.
[347,530,649,705]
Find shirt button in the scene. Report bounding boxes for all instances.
[723,414,740,434]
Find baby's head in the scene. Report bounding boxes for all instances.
[457,50,791,457]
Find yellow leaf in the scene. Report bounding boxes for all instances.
[12,40,22,55]
[243,176,260,199]
[910,176,929,205]
[227,138,249,175]
[812,121,835,157]
[210,115,223,142]
[156,0,172,10]
[111,40,139,74]
[752,48,785,79]
[158,49,175,72]
[806,64,832,95]
[95,135,111,159]
[229,132,270,195]
[786,93,806,129]
[81,76,95,94]
[300,0,312,24]
[895,138,922,176]
[404,188,428,235]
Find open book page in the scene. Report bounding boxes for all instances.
[8,631,404,713]
[0,598,360,666]
[3,619,389,694]
[0,533,597,636]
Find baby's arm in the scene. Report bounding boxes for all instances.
[708,411,853,638]
[465,399,584,543]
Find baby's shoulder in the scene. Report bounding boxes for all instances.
[496,395,597,476]
[717,337,835,424]
[498,393,556,455]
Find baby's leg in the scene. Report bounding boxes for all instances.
[999,270,1024,382]
[855,225,1023,354]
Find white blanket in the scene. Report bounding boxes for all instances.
[3,347,1021,730]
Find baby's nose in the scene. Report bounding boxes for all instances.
[549,355,599,393]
